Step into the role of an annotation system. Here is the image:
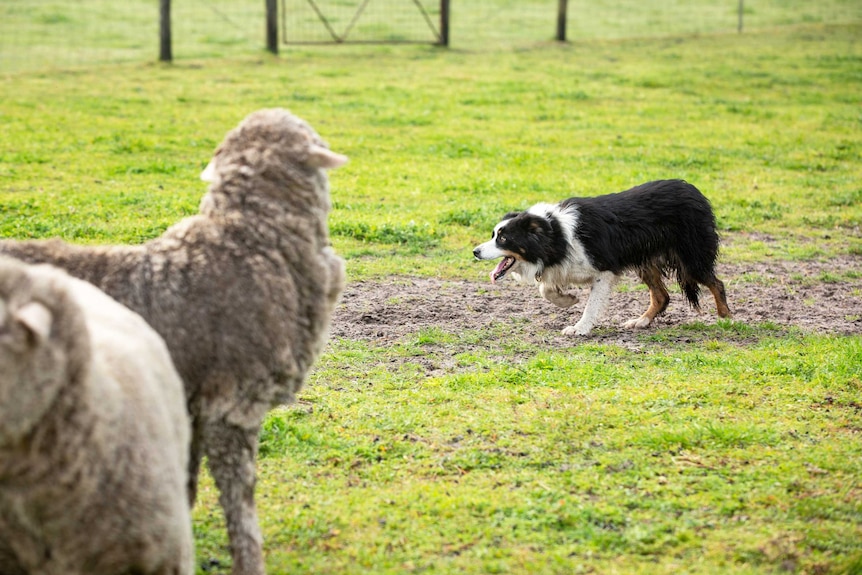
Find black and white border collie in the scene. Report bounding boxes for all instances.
[473,179,731,336]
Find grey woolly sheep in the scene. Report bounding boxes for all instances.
[0,256,193,575]
[0,108,347,575]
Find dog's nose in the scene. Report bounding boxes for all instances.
[473,247,481,259]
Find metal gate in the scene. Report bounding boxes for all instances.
[281,0,449,45]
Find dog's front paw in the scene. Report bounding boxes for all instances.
[623,316,652,329]
[539,284,579,308]
[562,324,591,336]
[547,293,579,308]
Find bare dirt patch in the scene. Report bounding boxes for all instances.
[331,257,862,351]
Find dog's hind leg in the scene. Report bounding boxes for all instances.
[686,264,731,320]
[205,420,265,575]
[706,275,731,318]
[562,271,618,336]
[624,264,670,329]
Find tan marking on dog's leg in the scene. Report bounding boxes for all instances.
[708,278,731,318]
[624,265,669,329]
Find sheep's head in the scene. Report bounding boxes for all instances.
[200,108,347,211]
[0,258,89,444]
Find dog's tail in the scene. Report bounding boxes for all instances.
[674,221,721,313]
[654,180,724,314]
[679,274,703,311]
[675,232,721,312]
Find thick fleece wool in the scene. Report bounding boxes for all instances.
[0,108,347,575]
[0,256,193,575]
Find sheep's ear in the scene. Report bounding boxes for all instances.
[307,144,348,170]
[200,159,218,183]
[15,302,52,343]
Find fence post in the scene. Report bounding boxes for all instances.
[439,0,450,46]
[556,0,568,42]
[738,0,744,32]
[266,0,278,54]
[159,0,172,62]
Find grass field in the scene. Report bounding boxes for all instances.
[1,16,861,575]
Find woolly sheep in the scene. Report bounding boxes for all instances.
[0,256,193,575]
[0,108,347,575]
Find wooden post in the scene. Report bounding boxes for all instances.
[439,0,449,46]
[266,0,278,54]
[556,0,568,42]
[159,0,172,62]
[738,0,744,33]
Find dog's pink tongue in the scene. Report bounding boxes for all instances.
[489,259,507,284]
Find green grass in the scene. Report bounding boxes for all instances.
[2,24,861,272]
[233,332,862,575]
[1,18,861,575]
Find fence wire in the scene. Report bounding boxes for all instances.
[281,0,442,44]
[2,0,860,73]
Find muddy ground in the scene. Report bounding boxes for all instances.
[331,257,862,356]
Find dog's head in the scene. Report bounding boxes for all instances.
[200,108,347,210]
[473,204,563,284]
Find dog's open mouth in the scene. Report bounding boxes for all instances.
[490,256,516,283]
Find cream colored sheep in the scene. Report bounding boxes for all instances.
[0,256,193,575]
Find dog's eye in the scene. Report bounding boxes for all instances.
[498,235,506,244]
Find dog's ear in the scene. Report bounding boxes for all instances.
[14,301,53,344]
[307,145,348,170]
[528,216,554,235]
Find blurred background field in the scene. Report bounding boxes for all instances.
[2,0,862,73]
[1,21,859,278]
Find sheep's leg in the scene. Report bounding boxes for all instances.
[205,421,265,575]
[186,417,205,506]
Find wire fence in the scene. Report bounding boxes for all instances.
[281,0,444,44]
[2,0,860,73]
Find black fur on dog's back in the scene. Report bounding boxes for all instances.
[566,179,721,309]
